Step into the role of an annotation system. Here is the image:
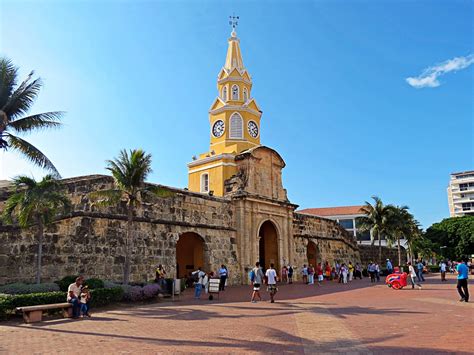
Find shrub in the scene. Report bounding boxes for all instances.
[143,284,160,299]
[0,295,13,320]
[428,265,439,273]
[0,291,66,319]
[84,278,104,290]
[103,280,119,289]
[89,287,123,307]
[0,282,60,295]
[118,286,143,302]
[0,288,125,319]
[55,275,78,292]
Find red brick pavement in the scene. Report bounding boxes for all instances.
[0,273,472,354]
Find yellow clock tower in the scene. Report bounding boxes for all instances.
[188,23,262,196]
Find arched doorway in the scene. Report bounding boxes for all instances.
[176,232,204,279]
[258,221,279,272]
[307,241,319,267]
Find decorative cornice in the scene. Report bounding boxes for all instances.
[187,153,236,168]
[209,104,262,117]
[218,76,252,86]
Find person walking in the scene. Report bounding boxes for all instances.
[440,261,447,282]
[368,262,376,283]
[265,263,278,303]
[336,262,341,283]
[316,262,323,286]
[386,259,393,275]
[416,260,425,282]
[281,265,288,284]
[355,263,362,279]
[250,262,265,303]
[348,262,354,282]
[341,264,348,284]
[288,265,294,284]
[456,258,469,302]
[408,262,422,289]
[218,264,228,291]
[375,263,380,282]
[308,264,314,285]
[192,267,206,299]
[155,264,167,290]
[302,264,308,284]
[325,263,331,280]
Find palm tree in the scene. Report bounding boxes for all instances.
[403,220,425,262]
[0,57,64,176]
[2,175,71,283]
[357,196,392,265]
[386,205,417,267]
[92,149,171,284]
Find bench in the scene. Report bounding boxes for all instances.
[16,303,72,323]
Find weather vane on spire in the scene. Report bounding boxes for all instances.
[229,14,239,32]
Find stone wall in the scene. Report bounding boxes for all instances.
[358,244,407,267]
[292,212,360,268]
[0,174,360,286]
[0,175,240,285]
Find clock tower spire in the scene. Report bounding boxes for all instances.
[187,19,263,196]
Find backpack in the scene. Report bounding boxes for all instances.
[249,269,256,283]
[192,272,200,283]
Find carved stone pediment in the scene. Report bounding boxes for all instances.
[224,146,288,202]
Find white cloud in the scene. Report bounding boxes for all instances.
[406,54,474,88]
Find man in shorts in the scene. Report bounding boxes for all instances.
[456,258,469,302]
[266,263,278,303]
[251,262,265,303]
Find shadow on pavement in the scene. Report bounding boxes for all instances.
[2,321,462,354]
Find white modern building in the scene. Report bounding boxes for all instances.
[447,170,474,217]
[298,205,408,248]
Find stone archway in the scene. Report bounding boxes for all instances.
[258,220,279,272]
[176,232,205,279]
[307,241,319,267]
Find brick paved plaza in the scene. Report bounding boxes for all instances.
[0,274,472,354]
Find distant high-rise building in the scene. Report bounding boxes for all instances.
[447,170,474,217]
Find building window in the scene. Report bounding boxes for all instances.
[222,87,227,101]
[200,173,209,193]
[339,219,354,230]
[232,85,239,100]
[243,88,248,101]
[229,113,243,139]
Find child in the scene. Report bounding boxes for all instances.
[80,286,91,317]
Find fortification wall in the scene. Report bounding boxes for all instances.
[292,212,360,267]
[0,175,240,285]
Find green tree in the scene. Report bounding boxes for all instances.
[0,57,63,176]
[386,205,420,267]
[358,196,392,264]
[2,175,71,283]
[424,216,474,260]
[92,149,172,284]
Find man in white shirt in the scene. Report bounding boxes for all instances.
[67,276,84,318]
[440,261,447,282]
[265,263,278,303]
[408,262,422,290]
[192,267,206,299]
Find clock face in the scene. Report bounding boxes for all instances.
[212,120,225,138]
[247,120,259,138]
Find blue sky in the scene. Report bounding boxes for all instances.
[0,0,473,228]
